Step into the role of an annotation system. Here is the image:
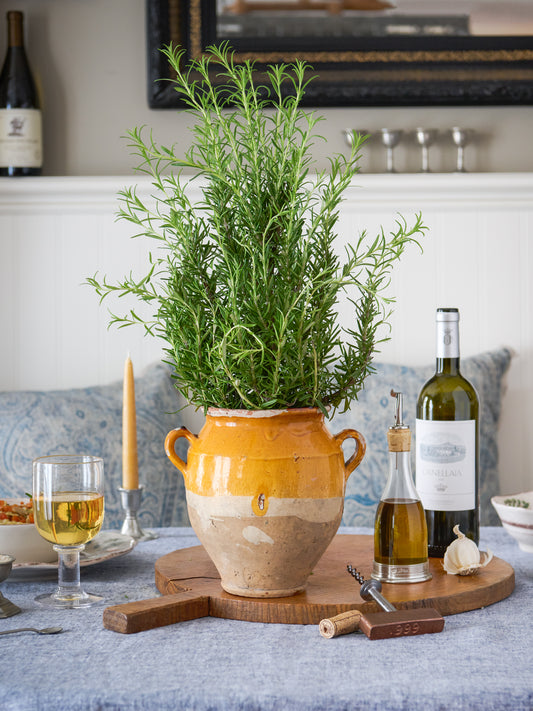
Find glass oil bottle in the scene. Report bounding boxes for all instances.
[372,390,431,583]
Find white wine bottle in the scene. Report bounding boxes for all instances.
[0,10,42,176]
[416,308,479,557]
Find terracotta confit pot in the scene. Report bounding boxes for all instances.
[165,408,365,598]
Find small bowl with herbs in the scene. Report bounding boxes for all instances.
[491,492,533,553]
[0,497,56,564]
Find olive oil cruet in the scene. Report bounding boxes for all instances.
[372,390,431,583]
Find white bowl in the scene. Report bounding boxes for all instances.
[491,491,533,553]
[0,500,57,564]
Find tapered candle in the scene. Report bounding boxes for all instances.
[122,355,139,490]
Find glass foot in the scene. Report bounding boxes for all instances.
[34,590,104,609]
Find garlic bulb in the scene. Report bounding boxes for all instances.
[443,525,493,575]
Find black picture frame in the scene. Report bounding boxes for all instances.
[146,0,533,108]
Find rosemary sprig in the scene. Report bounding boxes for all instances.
[503,498,530,509]
[88,43,427,415]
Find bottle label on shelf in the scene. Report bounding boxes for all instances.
[415,419,476,511]
[0,108,42,168]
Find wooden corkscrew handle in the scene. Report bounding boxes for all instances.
[319,610,362,638]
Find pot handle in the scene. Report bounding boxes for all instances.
[333,429,366,480]
[165,427,197,477]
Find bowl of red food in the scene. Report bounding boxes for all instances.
[0,497,57,564]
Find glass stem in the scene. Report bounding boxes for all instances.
[54,544,85,600]
[386,147,395,173]
[457,146,465,172]
[421,146,430,172]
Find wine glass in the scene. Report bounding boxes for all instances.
[379,129,403,173]
[415,128,438,173]
[33,454,105,608]
[451,127,470,172]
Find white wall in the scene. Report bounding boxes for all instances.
[1,0,533,175]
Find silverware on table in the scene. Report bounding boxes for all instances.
[0,626,63,636]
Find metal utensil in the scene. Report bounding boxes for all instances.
[346,565,396,612]
[0,554,21,618]
[0,626,63,636]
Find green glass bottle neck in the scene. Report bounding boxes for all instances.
[435,357,461,375]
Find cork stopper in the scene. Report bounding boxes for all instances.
[387,427,411,452]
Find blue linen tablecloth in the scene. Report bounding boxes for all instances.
[0,527,531,711]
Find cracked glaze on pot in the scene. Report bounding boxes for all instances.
[165,408,365,598]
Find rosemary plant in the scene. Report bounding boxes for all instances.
[88,44,426,415]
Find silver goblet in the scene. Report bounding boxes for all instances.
[451,127,470,172]
[342,129,368,149]
[415,128,438,173]
[379,129,403,173]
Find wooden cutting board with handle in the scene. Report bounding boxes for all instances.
[102,534,514,633]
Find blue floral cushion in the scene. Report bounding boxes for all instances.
[331,348,512,527]
[0,362,189,529]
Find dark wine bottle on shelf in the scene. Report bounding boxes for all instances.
[0,10,42,176]
[415,308,479,557]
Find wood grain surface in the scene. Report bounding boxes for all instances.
[103,534,514,633]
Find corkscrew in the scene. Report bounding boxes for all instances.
[318,565,444,640]
[346,565,396,612]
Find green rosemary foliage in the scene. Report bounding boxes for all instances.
[503,498,530,509]
[88,44,426,415]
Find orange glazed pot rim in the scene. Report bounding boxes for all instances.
[207,406,328,418]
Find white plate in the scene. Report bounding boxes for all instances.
[10,530,136,577]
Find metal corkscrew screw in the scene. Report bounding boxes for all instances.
[346,565,397,613]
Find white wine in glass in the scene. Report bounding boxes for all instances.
[33,455,105,608]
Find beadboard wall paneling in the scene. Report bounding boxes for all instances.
[1,174,532,493]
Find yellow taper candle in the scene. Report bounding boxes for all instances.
[122,355,139,489]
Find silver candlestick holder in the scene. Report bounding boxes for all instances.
[118,486,159,541]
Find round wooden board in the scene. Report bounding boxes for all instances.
[154,534,515,625]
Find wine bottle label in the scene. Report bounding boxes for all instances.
[415,419,476,511]
[0,108,42,168]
